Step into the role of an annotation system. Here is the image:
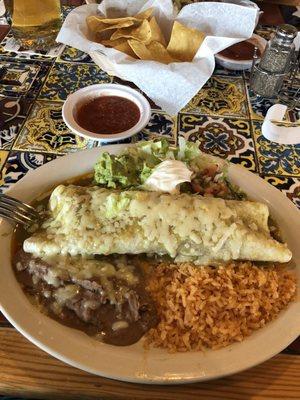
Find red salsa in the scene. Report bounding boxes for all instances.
[219,41,261,61]
[76,95,140,135]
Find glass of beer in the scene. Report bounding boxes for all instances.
[4,0,62,50]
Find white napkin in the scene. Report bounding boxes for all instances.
[56,0,258,115]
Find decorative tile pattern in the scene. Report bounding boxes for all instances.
[0,150,9,185]
[0,32,56,62]
[287,183,300,210]
[0,61,40,95]
[182,76,249,118]
[179,114,256,171]
[62,5,76,19]
[0,116,25,150]
[58,46,93,64]
[0,94,33,119]
[13,100,95,154]
[247,83,300,122]
[98,111,177,146]
[252,120,300,176]
[288,104,300,124]
[263,175,300,209]
[39,62,112,101]
[248,91,275,121]
[284,87,300,123]
[0,150,8,169]
[0,151,57,192]
[0,95,33,150]
[25,62,52,98]
[213,65,242,77]
[143,111,177,143]
[99,136,135,148]
[0,61,50,99]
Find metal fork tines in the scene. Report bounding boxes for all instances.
[0,194,39,225]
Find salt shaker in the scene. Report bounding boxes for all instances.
[250,24,298,98]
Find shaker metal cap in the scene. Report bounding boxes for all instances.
[276,24,298,41]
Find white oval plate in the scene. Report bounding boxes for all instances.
[0,145,300,384]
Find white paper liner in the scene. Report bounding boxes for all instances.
[56,0,258,114]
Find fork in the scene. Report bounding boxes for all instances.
[0,194,39,225]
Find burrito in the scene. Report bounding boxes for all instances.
[23,185,292,264]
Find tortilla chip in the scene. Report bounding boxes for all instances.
[128,39,152,60]
[94,16,141,25]
[87,8,176,63]
[128,40,176,64]
[111,19,151,43]
[95,29,116,43]
[147,41,176,63]
[102,38,137,58]
[87,9,157,46]
[114,41,137,58]
[149,16,166,45]
[167,21,205,62]
[86,15,135,32]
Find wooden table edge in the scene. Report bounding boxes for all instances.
[1,327,300,400]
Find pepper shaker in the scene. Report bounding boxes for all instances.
[250,24,298,98]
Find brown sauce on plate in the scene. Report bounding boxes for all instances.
[219,41,261,61]
[75,96,140,135]
[11,175,158,346]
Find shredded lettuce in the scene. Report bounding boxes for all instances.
[94,139,225,190]
[177,137,201,162]
[217,161,247,200]
[94,139,247,201]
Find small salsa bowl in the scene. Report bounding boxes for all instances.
[62,84,151,143]
[215,34,267,71]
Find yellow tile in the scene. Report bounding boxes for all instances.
[0,150,9,186]
[182,76,248,118]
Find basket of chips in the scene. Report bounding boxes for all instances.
[57,0,258,114]
[85,7,206,63]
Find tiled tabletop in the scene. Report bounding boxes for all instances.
[0,5,299,399]
[0,19,299,205]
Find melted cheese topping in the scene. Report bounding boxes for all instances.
[23,185,292,264]
[54,285,79,305]
[34,255,139,305]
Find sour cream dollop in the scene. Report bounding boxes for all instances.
[144,160,193,194]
